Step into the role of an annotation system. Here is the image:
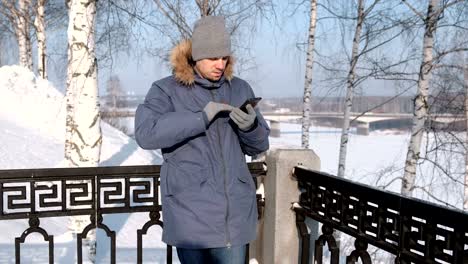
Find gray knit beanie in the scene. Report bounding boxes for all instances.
[191,16,231,61]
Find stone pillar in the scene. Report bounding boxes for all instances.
[357,122,369,136]
[269,120,281,138]
[249,149,320,264]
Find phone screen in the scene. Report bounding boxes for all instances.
[240,97,262,112]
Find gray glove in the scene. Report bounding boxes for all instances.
[230,104,257,131]
[203,101,234,122]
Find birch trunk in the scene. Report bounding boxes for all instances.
[301,0,318,149]
[337,0,364,178]
[65,0,101,167]
[16,0,33,70]
[401,0,439,196]
[65,1,101,254]
[34,0,47,79]
[464,54,468,210]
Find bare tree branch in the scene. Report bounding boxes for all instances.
[153,0,192,38]
[401,0,425,20]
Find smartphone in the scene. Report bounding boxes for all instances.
[239,97,262,113]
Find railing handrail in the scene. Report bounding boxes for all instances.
[294,165,468,215]
[0,165,161,179]
[0,162,266,264]
[293,165,468,264]
[0,162,266,220]
[0,162,265,179]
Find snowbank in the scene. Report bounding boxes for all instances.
[0,65,162,169]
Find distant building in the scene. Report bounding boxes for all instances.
[274,108,291,113]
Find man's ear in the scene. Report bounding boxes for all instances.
[189,56,196,67]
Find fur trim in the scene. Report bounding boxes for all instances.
[170,39,234,86]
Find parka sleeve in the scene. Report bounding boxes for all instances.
[134,82,207,150]
[237,84,270,156]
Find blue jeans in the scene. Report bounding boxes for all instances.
[176,245,246,264]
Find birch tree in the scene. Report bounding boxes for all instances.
[34,0,47,78]
[65,0,101,251]
[337,0,366,178]
[400,0,466,196]
[0,0,33,70]
[65,0,101,167]
[305,0,413,179]
[301,0,318,149]
[464,54,468,210]
[337,0,393,178]
[405,18,468,208]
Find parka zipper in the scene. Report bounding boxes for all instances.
[210,90,231,248]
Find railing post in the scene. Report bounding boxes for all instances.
[250,149,320,264]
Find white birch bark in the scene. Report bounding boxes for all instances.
[337,0,364,178]
[464,53,468,210]
[65,0,101,252]
[65,0,101,168]
[301,0,318,149]
[401,0,439,196]
[16,0,33,70]
[34,0,47,79]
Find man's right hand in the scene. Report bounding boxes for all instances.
[203,101,234,122]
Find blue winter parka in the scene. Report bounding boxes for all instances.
[134,40,270,249]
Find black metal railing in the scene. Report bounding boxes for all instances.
[293,166,468,264]
[0,162,266,264]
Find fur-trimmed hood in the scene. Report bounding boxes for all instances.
[169,39,234,86]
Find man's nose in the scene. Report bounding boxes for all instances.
[214,59,225,69]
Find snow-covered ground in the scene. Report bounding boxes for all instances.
[0,66,166,263]
[0,65,162,169]
[0,66,464,263]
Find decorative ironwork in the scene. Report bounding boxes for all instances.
[256,194,265,219]
[296,211,311,264]
[77,214,116,264]
[346,239,371,264]
[314,224,339,264]
[136,211,171,264]
[293,166,468,264]
[0,162,265,263]
[15,216,53,264]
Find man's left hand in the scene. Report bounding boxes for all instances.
[230,104,257,131]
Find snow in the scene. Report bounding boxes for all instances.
[0,66,464,263]
[0,66,167,263]
[269,123,409,187]
[0,65,162,169]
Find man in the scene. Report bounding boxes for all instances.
[134,16,270,263]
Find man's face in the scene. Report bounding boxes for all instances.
[195,57,228,81]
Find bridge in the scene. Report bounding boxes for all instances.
[101,110,466,136]
[263,112,466,135]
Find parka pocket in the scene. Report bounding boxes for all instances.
[230,169,257,224]
[164,165,208,197]
[231,165,256,197]
[237,172,254,188]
